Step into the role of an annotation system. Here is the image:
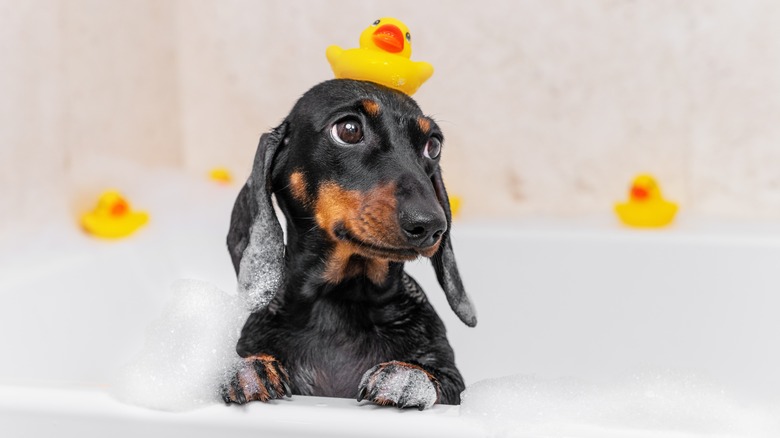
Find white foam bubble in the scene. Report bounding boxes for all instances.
[460,372,780,438]
[359,362,438,409]
[111,279,248,411]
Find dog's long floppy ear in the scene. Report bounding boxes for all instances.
[430,169,477,327]
[227,122,288,312]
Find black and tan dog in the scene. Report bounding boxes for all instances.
[222,79,476,410]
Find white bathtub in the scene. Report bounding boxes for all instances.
[2,183,780,437]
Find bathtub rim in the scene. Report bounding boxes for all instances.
[0,383,484,437]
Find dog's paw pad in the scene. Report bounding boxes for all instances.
[357,361,440,410]
[221,354,292,404]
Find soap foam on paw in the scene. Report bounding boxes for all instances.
[111,279,248,411]
[460,372,780,438]
[359,361,438,409]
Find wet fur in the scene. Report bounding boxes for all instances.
[226,79,475,406]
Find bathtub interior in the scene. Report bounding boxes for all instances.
[1,167,780,436]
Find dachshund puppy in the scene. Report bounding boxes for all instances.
[223,79,476,410]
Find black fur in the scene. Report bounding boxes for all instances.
[224,79,475,407]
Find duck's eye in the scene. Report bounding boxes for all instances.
[331,118,364,145]
[373,19,380,26]
[423,137,441,159]
[405,32,411,42]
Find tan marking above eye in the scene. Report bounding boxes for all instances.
[362,99,381,117]
[417,117,431,134]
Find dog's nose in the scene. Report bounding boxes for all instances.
[399,208,446,248]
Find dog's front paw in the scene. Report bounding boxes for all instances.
[222,354,292,404]
[357,361,440,410]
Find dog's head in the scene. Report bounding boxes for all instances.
[233,79,476,327]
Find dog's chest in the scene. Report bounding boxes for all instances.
[282,298,404,398]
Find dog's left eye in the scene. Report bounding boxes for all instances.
[331,119,364,145]
[423,137,441,159]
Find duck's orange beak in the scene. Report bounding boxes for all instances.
[372,24,404,53]
[110,199,129,217]
[630,185,649,201]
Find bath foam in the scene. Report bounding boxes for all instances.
[112,279,248,411]
[359,361,438,409]
[460,372,780,438]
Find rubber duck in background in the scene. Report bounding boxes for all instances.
[449,195,463,218]
[615,174,678,228]
[80,190,149,239]
[209,167,233,185]
[326,17,434,96]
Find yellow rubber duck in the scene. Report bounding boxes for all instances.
[326,17,434,96]
[80,190,149,239]
[449,195,462,218]
[209,167,233,184]
[615,174,678,228]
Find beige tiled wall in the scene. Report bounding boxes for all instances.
[1,0,181,228]
[3,0,780,229]
[1,1,66,226]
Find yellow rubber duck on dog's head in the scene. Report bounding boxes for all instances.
[326,17,434,96]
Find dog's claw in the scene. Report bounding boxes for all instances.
[253,361,278,399]
[230,375,246,404]
[357,386,367,402]
[222,354,292,405]
[270,360,292,398]
[281,378,292,397]
[357,361,440,410]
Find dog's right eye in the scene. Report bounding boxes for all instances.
[330,119,364,145]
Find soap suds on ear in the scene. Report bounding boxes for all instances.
[111,279,248,411]
[238,130,287,312]
[237,210,285,311]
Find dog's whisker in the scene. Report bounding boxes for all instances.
[301,224,320,237]
[275,182,293,192]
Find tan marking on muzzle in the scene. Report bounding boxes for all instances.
[314,182,362,237]
[289,171,310,205]
[322,244,358,284]
[418,239,441,258]
[322,246,390,285]
[314,181,411,284]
